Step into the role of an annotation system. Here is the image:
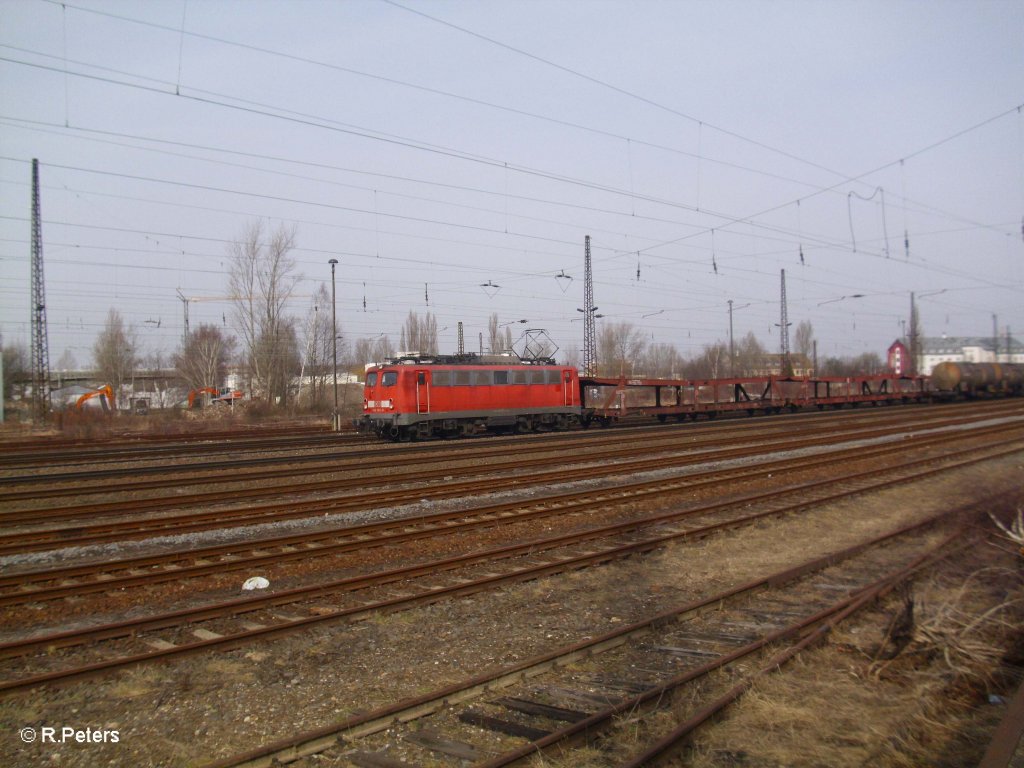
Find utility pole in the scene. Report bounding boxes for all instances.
[775,269,792,375]
[992,313,999,363]
[908,292,917,376]
[176,289,190,345]
[329,259,339,432]
[578,235,598,377]
[30,159,51,422]
[728,300,735,378]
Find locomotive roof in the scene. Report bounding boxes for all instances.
[376,353,560,367]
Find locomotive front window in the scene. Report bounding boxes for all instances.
[382,371,398,387]
[365,372,378,387]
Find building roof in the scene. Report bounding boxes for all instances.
[920,336,1023,354]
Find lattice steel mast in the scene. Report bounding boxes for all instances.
[778,268,792,374]
[30,159,51,421]
[578,235,598,377]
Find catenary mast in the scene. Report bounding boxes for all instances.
[30,159,51,421]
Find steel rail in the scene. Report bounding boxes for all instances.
[3,414,1020,556]
[614,537,967,766]
[0,440,1018,694]
[203,514,975,768]
[1,423,1020,606]
[0,402,986,495]
[4,400,1019,494]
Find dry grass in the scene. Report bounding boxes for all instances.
[684,564,1024,768]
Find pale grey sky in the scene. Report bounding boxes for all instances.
[2,0,1022,367]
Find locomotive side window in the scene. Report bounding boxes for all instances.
[366,372,378,387]
[473,371,491,386]
[494,370,509,385]
[512,370,528,385]
[382,371,398,387]
[433,371,451,386]
[455,370,471,386]
[545,369,560,384]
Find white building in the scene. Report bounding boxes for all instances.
[919,335,1024,375]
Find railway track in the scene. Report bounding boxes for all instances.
[1,418,1021,606]
[0,431,1018,696]
[0,423,344,465]
[2,403,1021,554]
[3,400,1019,493]
[201,514,974,767]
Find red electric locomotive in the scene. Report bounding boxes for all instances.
[355,354,581,440]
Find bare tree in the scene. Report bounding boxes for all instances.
[228,221,301,404]
[640,342,684,378]
[55,348,78,371]
[93,308,139,397]
[794,320,815,358]
[734,331,768,376]
[485,314,516,354]
[301,285,334,406]
[399,311,438,355]
[487,314,500,354]
[2,335,29,401]
[596,322,646,377]
[820,352,885,376]
[353,335,394,367]
[686,341,728,380]
[173,324,236,391]
[562,346,580,371]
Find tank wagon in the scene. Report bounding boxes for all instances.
[929,362,1024,398]
[355,354,581,440]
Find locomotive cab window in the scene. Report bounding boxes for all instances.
[365,372,378,387]
[382,371,398,387]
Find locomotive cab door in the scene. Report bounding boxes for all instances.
[415,370,430,414]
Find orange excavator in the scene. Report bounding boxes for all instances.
[187,387,244,408]
[75,385,116,412]
[187,387,219,409]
